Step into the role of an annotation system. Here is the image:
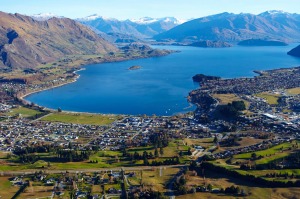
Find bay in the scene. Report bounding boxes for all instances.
[26,44,300,116]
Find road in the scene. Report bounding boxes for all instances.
[0,165,186,176]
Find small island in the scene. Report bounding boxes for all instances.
[128,65,142,70]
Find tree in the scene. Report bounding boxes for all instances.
[143,157,149,166]
[179,150,183,157]
[231,101,246,111]
[213,135,218,144]
[143,151,148,158]
[190,161,197,170]
[133,152,140,160]
[154,148,159,158]
[159,147,164,156]
[207,184,213,192]
[251,153,257,160]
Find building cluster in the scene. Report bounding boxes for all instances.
[200,67,300,95]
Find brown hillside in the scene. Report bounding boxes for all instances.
[0,11,117,69]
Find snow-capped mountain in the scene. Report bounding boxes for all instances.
[31,13,63,21]
[259,10,290,16]
[154,11,300,42]
[130,17,185,25]
[78,15,188,38]
[78,14,117,22]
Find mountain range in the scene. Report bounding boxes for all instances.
[78,15,185,38]
[0,11,116,70]
[1,10,300,70]
[31,11,300,44]
[154,11,300,43]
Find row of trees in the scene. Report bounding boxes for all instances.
[202,162,300,187]
[145,156,180,166]
[122,148,164,161]
[56,149,92,162]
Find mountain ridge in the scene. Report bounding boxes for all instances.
[0,11,117,70]
[78,15,185,38]
[154,11,300,43]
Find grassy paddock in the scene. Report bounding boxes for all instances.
[286,87,300,95]
[234,141,297,160]
[0,177,19,199]
[41,112,120,125]
[6,106,43,118]
[255,92,280,105]
[18,185,54,199]
[213,94,241,105]
[142,167,180,192]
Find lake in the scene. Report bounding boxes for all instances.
[26,44,300,116]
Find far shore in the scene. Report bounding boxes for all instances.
[19,68,85,104]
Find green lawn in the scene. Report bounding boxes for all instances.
[6,106,43,118]
[234,142,296,160]
[41,112,120,125]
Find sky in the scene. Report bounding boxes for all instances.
[1,0,300,20]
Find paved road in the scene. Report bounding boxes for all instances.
[0,165,186,176]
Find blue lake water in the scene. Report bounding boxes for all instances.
[26,45,300,116]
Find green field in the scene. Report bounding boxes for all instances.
[6,106,43,118]
[255,92,280,105]
[126,140,190,163]
[234,142,296,160]
[0,141,189,171]
[209,141,300,184]
[41,112,120,125]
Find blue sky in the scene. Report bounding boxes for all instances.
[1,0,300,19]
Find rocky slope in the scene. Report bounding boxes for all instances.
[0,11,117,70]
[154,11,300,43]
[288,45,300,57]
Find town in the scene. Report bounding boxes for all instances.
[1,66,300,198]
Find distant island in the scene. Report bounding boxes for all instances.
[128,65,142,70]
[238,39,288,46]
[287,45,300,57]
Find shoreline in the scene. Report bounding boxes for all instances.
[16,51,178,116]
[19,68,85,105]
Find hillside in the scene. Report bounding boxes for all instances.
[0,11,117,70]
[154,11,300,43]
[287,45,300,57]
[238,39,288,46]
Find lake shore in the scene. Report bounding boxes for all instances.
[17,49,175,115]
[18,44,300,116]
